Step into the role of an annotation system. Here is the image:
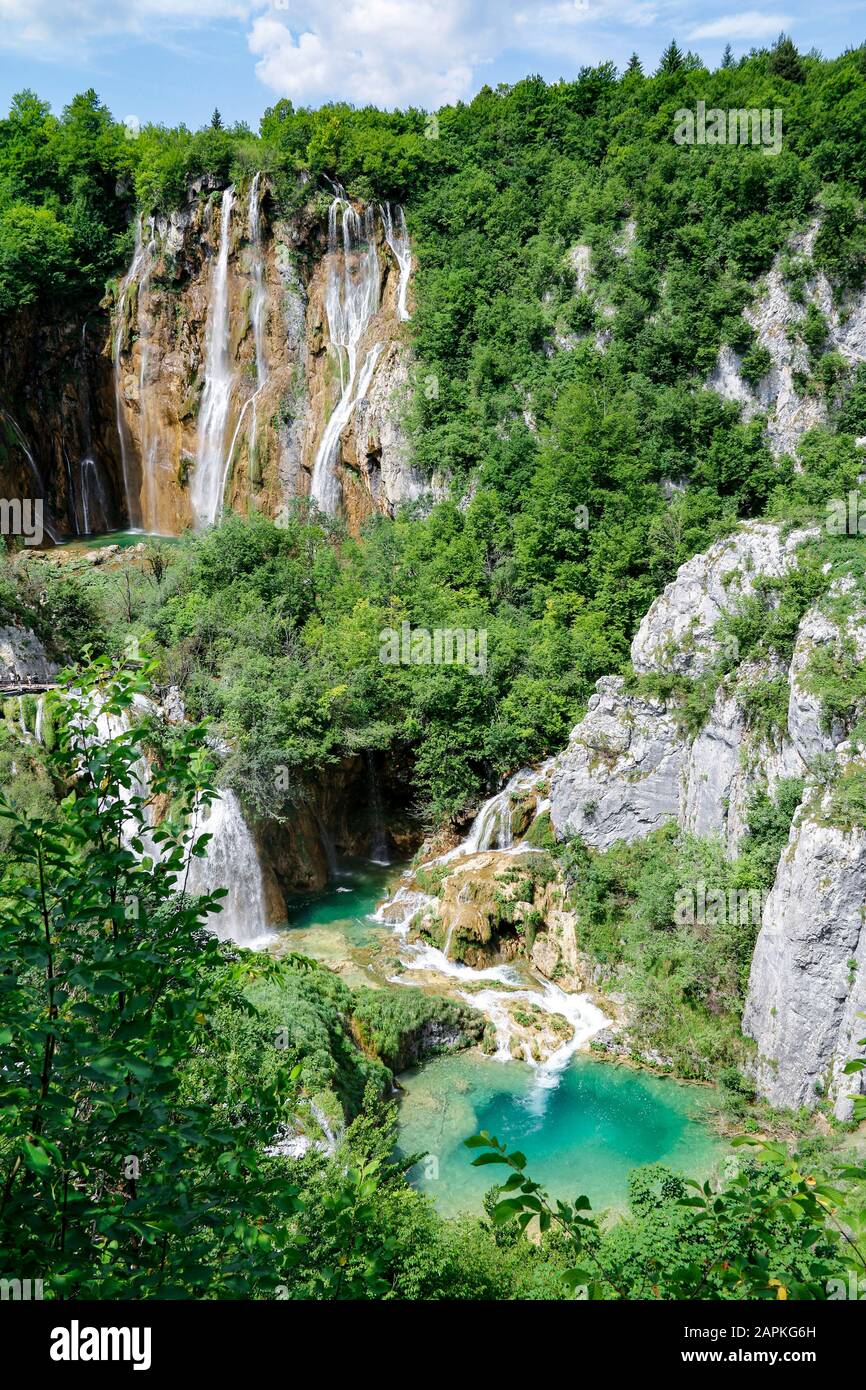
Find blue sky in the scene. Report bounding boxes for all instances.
[0,1,864,130]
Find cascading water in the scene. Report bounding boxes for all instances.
[80,691,273,948]
[112,218,148,527]
[136,217,161,531]
[190,187,236,528]
[248,174,268,390]
[79,457,111,535]
[184,789,274,947]
[310,189,382,514]
[381,203,412,321]
[373,752,603,1090]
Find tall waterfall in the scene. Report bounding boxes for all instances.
[381,203,412,321]
[185,789,274,946]
[248,174,268,390]
[190,187,236,528]
[113,217,148,527]
[310,189,382,514]
[137,217,160,531]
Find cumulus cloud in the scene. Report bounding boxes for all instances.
[247,2,498,110]
[688,11,793,41]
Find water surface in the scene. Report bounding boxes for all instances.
[397,1050,724,1218]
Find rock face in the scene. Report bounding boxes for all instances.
[630,521,816,677]
[0,310,123,540]
[111,180,425,537]
[0,626,58,686]
[549,676,683,849]
[743,778,866,1120]
[6,178,428,541]
[550,521,819,854]
[707,220,866,459]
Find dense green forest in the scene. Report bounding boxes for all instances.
[3,39,866,821]
[2,34,866,1302]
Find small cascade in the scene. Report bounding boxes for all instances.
[453,759,556,858]
[366,751,390,864]
[310,188,383,514]
[184,788,275,947]
[112,218,148,527]
[190,187,237,528]
[78,457,111,535]
[381,203,412,320]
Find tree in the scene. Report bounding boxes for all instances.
[210,107,223,130]
[624,53,643,78]
[0,658,303,1297]
[768,32,804,82]
[721,43,735,69]
[657,40,684,74]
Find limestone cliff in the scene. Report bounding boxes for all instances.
[707,221,866,459]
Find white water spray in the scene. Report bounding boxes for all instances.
[112,218,148,527]
[310,189,382,514]
[190,187,236,527]
[185,789,275,947]
[381,203,412,321]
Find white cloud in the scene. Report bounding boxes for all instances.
[248,2,496,109]
[688,11,792,41]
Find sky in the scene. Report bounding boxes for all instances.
[0,0,864,130]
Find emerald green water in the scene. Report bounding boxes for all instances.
[274,859,402,989]
[270,860,727,1216]
[47,529,180,552]
[397,1051,725,1218]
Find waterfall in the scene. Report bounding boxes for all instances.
[310,189,382,514]
[137,217,160,531]
[381,203,412,321]
[454,760,556,857]
[184,789,274,947]
[79,457,111,536]
[190,187,236,528]
[248,174,268,390]
[112,218,148,528]
[82,692,273,948]
[366,751,390,864]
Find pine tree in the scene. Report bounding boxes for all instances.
[658,40,684,75]
[625,52,643,78]
[768,32,804,82]
[721,43,735,69]
[210,107,223,130]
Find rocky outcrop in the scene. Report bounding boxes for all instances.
[630,521,816,677]
[743,769,866,1119]
[707,220,866,459]
[0,626,58,687]
[549,676,683,848]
